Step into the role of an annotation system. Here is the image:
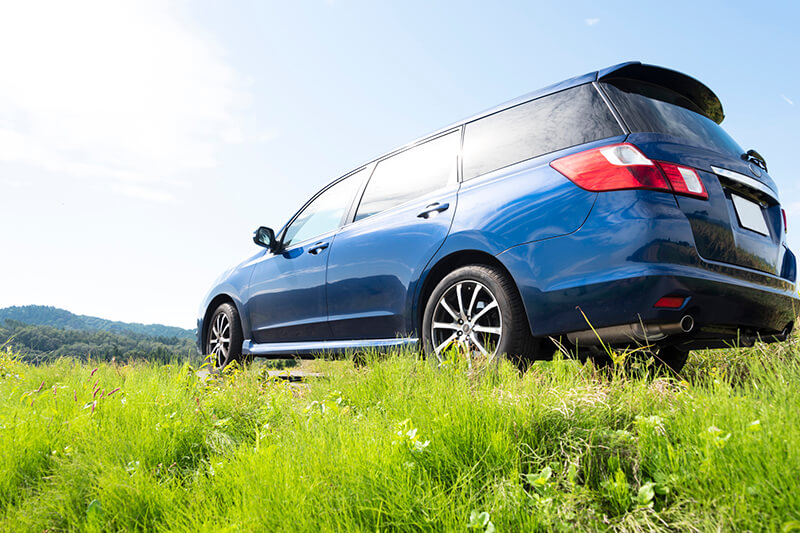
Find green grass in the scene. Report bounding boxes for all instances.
[1,340,799,532]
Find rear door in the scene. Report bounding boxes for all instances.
[599,76,787,277]
[325,129,461,339]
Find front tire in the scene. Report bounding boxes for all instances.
[205,302,246,369]
[422,265,540,367]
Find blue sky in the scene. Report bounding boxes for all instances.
[1,0,798,328]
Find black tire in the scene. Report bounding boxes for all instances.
[205,302,247,369]
[593,346,689,376]
[653,346,689,374]
[422,264,541,367]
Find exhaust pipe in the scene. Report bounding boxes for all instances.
[567,315,695,346]
[659,315,694,335]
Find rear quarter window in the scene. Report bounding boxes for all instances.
[462,83,623,181]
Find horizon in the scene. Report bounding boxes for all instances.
[1,1,798,329]
[0,303,195,331]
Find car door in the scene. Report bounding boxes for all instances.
[246,169,366,344]
[326,129,461,340]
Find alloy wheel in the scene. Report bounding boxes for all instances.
[208,311,231,367]
[430,279,503,363]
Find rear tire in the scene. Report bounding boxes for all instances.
[654,346,689,374]
[205,303,247,369]
[591,346,689,376]
[422,265,540,368]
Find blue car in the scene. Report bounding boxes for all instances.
[198,61,798,372]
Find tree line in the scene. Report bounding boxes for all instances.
[1,319,197,364]
[0,305,195,339]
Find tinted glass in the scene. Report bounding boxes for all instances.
[601,79,744,158]
[355,131,459,221]
[462,84,622,180]
[283,169,365,247]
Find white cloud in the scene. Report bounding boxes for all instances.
[585,18,600,26]
[784,201,800,216]
[0,178,25,190]
[782,94,794,105]
[113,183,174,204]
[0,0,252,198]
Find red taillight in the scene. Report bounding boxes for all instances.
[550,143,708,200]
[656,161,707,200]
[782,208,788,234]
[654,296,687,309]
[550,144,669,192]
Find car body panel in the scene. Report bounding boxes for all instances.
[496,189,796,338]
[628,133,785,275]
[326,183,459,339]
[246,229,336,343]
[448,139,624,253]
[195,253,260,352]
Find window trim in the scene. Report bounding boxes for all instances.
[592,81,630,134]
[342,162,376,227]
[348,127,462,224]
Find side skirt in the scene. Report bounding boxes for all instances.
[242,337,419,357]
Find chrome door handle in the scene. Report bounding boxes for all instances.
[417,202,450,219]
[308,242,330,255]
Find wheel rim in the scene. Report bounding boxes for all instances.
[208,312,231,367]
[430,279,502,363]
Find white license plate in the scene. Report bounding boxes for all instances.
[731,194,770,236]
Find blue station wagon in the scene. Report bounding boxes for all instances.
[198,62,798,372]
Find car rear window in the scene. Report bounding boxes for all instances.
[600,78,743,158]
[462,83,623,181]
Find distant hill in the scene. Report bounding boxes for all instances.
[0,319,197,364]
[0,305,194,340]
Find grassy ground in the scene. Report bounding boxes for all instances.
[1,339,799,532]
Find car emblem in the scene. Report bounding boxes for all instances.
[749,162,762,177]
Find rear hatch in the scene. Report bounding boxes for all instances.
[598,65,787,276]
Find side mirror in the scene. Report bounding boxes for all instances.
[253,226,278,251]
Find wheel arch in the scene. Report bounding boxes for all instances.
[415,249,532,337]
[201,294,243,349]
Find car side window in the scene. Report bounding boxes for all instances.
[462,84,623,181]
[282,169,365,248]
[355,130,459,221]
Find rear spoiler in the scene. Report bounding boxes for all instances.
[597,62,725,124]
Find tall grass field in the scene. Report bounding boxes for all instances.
[1,339,799,532]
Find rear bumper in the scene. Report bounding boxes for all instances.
[555,271,796,348]
[497,189,799,349]
[504,260,797,336]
